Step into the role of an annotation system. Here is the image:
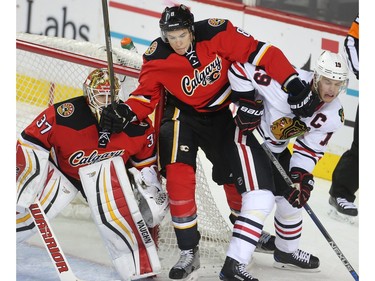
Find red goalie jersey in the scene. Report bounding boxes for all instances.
[18,96,157,195]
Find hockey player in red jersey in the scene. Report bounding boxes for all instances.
[16,68,168,281]
[219,51,349,280]
[100,4,320,280]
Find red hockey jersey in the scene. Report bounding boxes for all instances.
[18,96,157,187]
[126,19,298,120]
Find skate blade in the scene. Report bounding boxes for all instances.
[328,207,358,225]
[175,270,199,281]
[254,247,274,254]
[273,261,321,272]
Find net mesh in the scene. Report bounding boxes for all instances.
[16,32,232,276]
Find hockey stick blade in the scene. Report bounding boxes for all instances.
[253,130,359,281]
[29,200,86,281]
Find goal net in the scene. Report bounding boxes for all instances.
[16,32,232,276]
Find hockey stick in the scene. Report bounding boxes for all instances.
[101,0,117,110]
[28,199,85,281]
[253,130,359,281]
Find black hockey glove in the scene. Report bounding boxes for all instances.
[284,167,314,208]
[286,79,320,118]
[100,103,135,133]
[235,98,264,135]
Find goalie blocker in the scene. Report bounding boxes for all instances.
[79,157,167,281]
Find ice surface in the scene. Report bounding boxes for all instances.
[14,150,362,281]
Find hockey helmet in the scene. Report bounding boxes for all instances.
[159,4,194,43]
[313,51,349,96]
[83,68,120,122]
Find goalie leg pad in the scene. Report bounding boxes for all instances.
[16,163,78,243]
[79,157,161,281]
[16,144,50,208]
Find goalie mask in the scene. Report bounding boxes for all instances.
[83,68,121,122]
[313,51,349,102]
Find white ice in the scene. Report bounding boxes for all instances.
[14,153,361,281]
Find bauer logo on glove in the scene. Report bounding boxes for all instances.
[271,117,310,140]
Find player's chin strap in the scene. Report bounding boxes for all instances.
[253,129,359,281]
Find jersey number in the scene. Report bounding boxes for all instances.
[254,66,271,86]
[36,114,52,134]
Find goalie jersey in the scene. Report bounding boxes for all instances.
[18,96,157,196]
[228,62,344,174]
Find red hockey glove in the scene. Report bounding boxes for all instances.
[235,99,264,135]
[284,185,300,208]
[286,79,320,118]
[284,167,314,208]
[100,103,135,133]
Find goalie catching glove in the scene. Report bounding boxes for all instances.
[284,167,314,208]
[100,103,136,133]
[129,166,169,227]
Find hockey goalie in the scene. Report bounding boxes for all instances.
[16,68,169,281]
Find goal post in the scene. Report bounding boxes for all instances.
[16,32,232,276]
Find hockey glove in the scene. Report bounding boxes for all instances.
[284,167,314,208]
[286,80,320,118]
[235,99,264,135]
[129,166,169,228]
[100,103,135,133]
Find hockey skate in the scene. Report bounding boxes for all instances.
[169,246,200,280]
[255,230,276,254]
[273,248,320,272]
[328,196,358,225]
[328,196,358,224]
[219,256,259,281]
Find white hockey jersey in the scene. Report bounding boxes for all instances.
[228,62,344,173]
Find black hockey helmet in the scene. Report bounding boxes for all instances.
[159,4,194,43]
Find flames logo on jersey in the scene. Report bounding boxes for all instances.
[208,18,226,27]
[57,103,74,117]
[145,41,158,56]
[181,56,222,96]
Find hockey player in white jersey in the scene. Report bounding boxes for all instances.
[219,50,349,281]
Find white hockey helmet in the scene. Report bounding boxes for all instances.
[313,51,349,96]
[83,68,120,122]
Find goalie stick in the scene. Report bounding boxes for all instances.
[28,199,85,281]
[253,130,359,281]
